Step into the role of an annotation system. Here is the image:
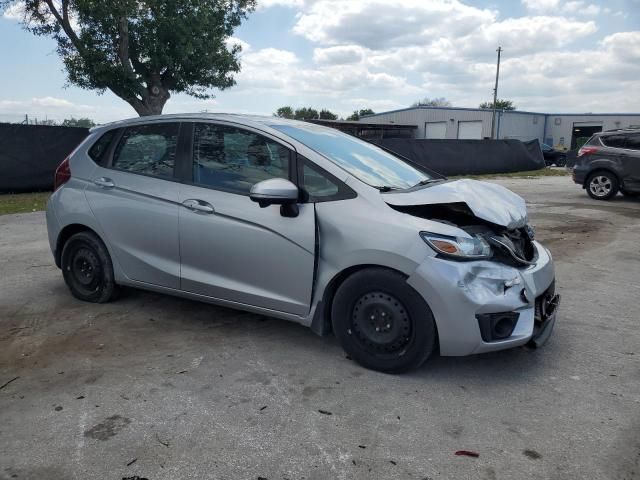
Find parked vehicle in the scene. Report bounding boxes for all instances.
[572,129,640,200]
[541,143,566,167]
[47,114,559,373]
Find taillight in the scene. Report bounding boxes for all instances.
[578,146,599,157]
[54,157,71,191]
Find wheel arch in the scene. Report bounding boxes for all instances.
[54,224,100,268]
[583,167,620,188]
[310,264,426,338]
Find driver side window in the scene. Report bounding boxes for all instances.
[192,123,291,195]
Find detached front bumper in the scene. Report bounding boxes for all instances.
[407,241,558,356]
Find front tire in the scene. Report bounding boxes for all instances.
[586,171,619,200]
[331,268,437,373]
[61,231,119,303]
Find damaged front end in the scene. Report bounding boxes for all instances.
[388,179,559,353]
[389,201,537,268]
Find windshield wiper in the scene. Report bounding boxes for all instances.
[373,185,398,192]
[413,178,443,188]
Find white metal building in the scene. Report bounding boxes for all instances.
[361,106,640,150]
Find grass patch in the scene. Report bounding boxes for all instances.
[452,168,570,180]
[0,192,51,216]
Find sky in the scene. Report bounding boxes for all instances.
[1,0,639,123]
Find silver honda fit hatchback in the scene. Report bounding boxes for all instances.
[46,114,559,373]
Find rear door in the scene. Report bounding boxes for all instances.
[84,122,183,289]
[177,122,316,316]
[622,134,640,189]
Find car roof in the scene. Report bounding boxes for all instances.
[597,128,640,136]
[90,113,312,133]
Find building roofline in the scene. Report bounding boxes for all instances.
[361,106,640,119]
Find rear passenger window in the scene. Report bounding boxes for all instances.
[601,135,626,148]
[192,123,291,195]
[88,129,117,164]
[625,134,640,150]
[112,123,179,179]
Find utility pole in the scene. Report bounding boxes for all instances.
[491,46,502,140]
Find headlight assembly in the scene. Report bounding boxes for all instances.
[420,232,492,260]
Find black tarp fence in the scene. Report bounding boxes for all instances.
[1,125,546,193]
[0,124,89,193]
[372,138,545,177]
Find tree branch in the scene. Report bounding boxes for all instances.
[117,16,135,78]
[45,0,82,50]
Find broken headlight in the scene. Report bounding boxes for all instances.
[420,232,492,260]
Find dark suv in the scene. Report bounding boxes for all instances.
[572,129,640,200]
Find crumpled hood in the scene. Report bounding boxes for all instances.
[383,179,528,229]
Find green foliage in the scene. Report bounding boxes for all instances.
[294,107,319,120]
[62,117,96,128]
[479,99,516,111]
[2,0,256,115]
[274,106,294,119]
[346,108,375,121]
[412,97,451,107]
[319,109,338,120]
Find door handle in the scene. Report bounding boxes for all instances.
[93,177,115,189]
[182,199,215,214]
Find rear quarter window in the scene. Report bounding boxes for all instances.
[600,135,626,148]
[625,134,640,150]
[88,129,117,165]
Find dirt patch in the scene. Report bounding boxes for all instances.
[84,415,131,441]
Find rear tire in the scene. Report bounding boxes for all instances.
[61,231,119,303]
[331,268,436,373]
[586,171,619,200]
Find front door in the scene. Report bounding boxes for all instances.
[177,122,316,316]
[85,122,182,289]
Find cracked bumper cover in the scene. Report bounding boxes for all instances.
[407,241,557,356]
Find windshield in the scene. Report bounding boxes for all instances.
[271,123,432,189]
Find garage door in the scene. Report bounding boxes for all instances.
[425,122,447,139]
[457,121,483,139]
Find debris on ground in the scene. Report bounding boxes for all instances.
[126,458,137,466]
[455,450,479,458]
[318,409,332,415]
[259,406,267,411]
[0,376,19,390]
[156,433,170,447]
[54,406,63,411]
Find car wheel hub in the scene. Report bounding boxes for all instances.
[71,248,99,287]
[589,176,612,197]
[351,292,411,353]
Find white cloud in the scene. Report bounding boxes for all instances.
[522,0,602,16]
[293,0,496,49]
[2,2,25,20]
[0,97,131,124]
[256,0,304,9]
[313,46,365,65]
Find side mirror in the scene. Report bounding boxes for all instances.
[250,178,299,217]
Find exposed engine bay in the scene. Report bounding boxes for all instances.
[390,202,537,267]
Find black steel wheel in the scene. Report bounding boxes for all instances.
[351,291,412,356]
[61,231,118,303]
[332,268,437,373]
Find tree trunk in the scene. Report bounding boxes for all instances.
[119,84,170,116]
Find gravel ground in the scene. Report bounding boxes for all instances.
[1,176,639,480]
